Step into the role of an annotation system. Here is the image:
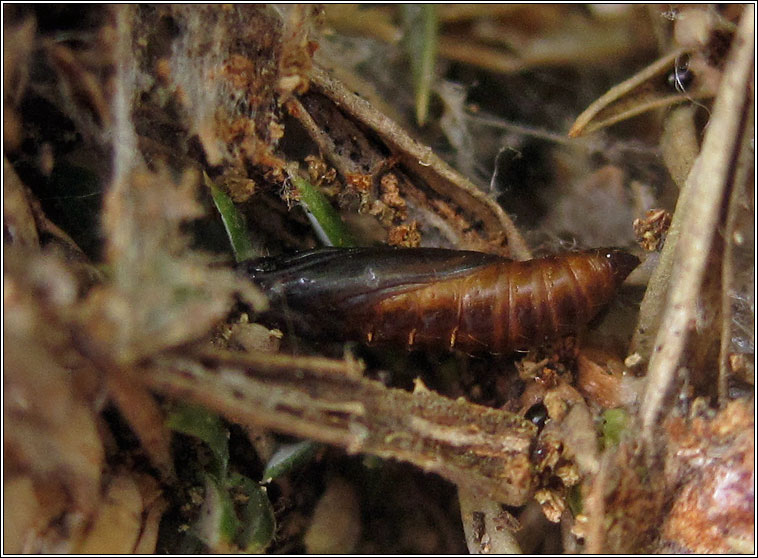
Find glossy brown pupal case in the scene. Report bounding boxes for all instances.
[240,247,640,355]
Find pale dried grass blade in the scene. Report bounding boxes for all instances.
[639,6,754,443]
[568,49,711,137]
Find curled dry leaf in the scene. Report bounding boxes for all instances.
[304,66,531,258]
[4,250,105,552]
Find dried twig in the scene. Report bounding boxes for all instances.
[143,348,538,506]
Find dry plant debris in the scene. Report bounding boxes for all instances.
[3,4,753,554]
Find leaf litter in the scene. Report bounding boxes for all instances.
[3,4,753,554]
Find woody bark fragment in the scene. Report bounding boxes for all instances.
[143,349,537,506]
